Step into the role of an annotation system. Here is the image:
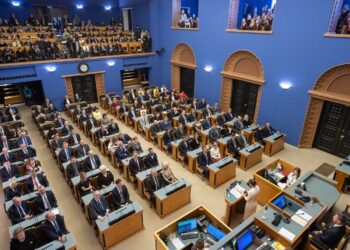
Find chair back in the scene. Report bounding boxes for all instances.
[89,176,100,190]
[336,232,350,250]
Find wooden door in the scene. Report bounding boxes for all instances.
[71,75,98,103]
[314,101,350,158]
[231,80,258,119]
[180,67,195,98]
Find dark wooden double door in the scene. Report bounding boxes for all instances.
[180,67,195,98]
[71,75,98,103]
[314,101,350,158]
[231,80,259,120]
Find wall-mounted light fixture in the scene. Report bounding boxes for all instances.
[104,5,112,11]
[107,60,115,66]
[11,1,20,6]
[76,4,84,9]
[204,66,213,72]
[279,81,293,90]
[45,65,57,72]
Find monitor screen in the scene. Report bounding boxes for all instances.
[272,194,287,209]
[237,229,253,250]
[208,223,226,240]
[177,218,197,234]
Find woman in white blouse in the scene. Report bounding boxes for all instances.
[210,142,221,162]
[107,136,118,150]
[286,167,301,186]
[242,179,260,220]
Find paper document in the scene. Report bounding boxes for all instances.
[171,237,185,250]
[52,207,59,215]
[277,182,287,190]
[235,184,245,192]
[278,227,295,241]
[296,209,312,222]
[291,215,307,227]
[230,188,242,199]
[274,172,285,179]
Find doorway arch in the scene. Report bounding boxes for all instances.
[170,43,197,94]
[299,64,350,148]
[220,51,265,123]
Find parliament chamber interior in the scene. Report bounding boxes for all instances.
[0,0,350,250]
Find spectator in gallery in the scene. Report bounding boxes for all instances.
[336,4,349,34]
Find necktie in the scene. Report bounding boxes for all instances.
[17,205,25,218]
[65,149,69,160]
[53,220,61,235]
[184,116,187,124]
[5,154,9,161]
[60,120,63,127]
[73,164,79,176]
[7,166,12,177]
[98,199,104,210]
[23,137,27,145]
[243,136,247,146]
[83,146,86,156]
[119,187,125,204]
[154,177,159,189]
[4,141,8,148]
[136,158,140,171]
[34,177,40,190]
[74,135,78,144]
[216,129,219,137]
[43,194,51,209]
[91,157,96,169]
[204,153,208,164]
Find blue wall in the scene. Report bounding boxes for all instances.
[181,0,199,18]
[0,3,32,23]
[119,0,150,30]
[149,0,350,146]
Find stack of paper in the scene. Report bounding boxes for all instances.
[296,209,312,222]
[278,227,296,241]
[171,237,185,250]
[235,184,245,192]
[291,215,307,227]
[230,188,242,199]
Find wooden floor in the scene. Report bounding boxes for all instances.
[0,105,348,250]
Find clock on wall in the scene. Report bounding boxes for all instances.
[78,62,89,73]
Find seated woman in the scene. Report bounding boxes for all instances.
[24,158,42,174]
[100,113,109,125]
[190,133,201,150]
[210,142,222,162]
[108,136,118,150]
[277,167,301,189]
[10,227,39,250]
[78,172,93,197]
[161,161,177,184]
[97,165,114,188]
[194,120,204,135]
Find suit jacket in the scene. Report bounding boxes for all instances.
[62,125,73,135]
[237,135,249,148]
[43,215,69,240]
[209,127,221,143]
[97,129,109,139]
[254,130,265,144]
[129,157,145,177]
[26,174,49,192]
[227,137,240,154]
[85,155,101,171]
[111,185,130,209]
[115,147,128,161]
[179,141,191,156]
[74,96,82,102]
[80,114,89,122]
[146,175,163,194]
[66,162,85,179]
[144,153,159,168]
[314,225,346,249]
[76,144,90,158]
[224,112,234,121]
[0,164,19,182]
[87,119,97,130]
[203,108,213,117]
[263,126,276,137]
[0,152,14,164]
[5,187,21,201]
[54,118,66,128]
[234,120,244,132]
[89,197,109,220]
[68,134,81,145]
[179,115,189,126]
[0,140,14,150]
[108,123,119,134]
[16,136,32,147]
[150,124,162,135]
[201,119,211,130]
[0,128,12,139]
[163,132,172,145]
[18,147,37,161]
[58,148,73,163]
[35,190,57,212]
[198,151,212,167]
[8,201,32,224]
[161,120,171,130]
[217,115,226,127]
[174,127,185,140]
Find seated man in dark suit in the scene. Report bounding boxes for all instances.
[144,147,159,168]
[43,211,69,242]
[0,147,14,164]
[203,104,213,117]
[68,129,81,146]
[50,133,64,152]
[58,141,72,163]
[108,118,120,134]
[115,141,129,163]
[254,125,266,145]
[26,170,49,192]
[161,116,172,131]
[237,130,249,148]
[8,196,33,224]
[227,133,241,158]
[16,131,32,147]
[0,135,14,150]
[128,106,138,123]
[85,150,101,171]
[178,137,191,162]
[173,123,186,140]
[86,115,98,130]
[263,122,277,137]
[179,110,189,126]
[145,169,163,208]
[5,181,21,201]
[197,146,212,178]
[129,151,146,179]
[216,114,226,127]
[80,110,89,122]
[201,115,211,130]
[112,179,131,210]
[61,121,73,136]
[311,213,347,249]
[224,108,235,122]
[234,116,244,132]
[54,115,66,128]
[89,190,110,221]
[97,125,109,139]
[162,128,173,151]
[66,156,85,179]
[0,125,12,139]
[76,140,90,158]
[18,144,37,161]
[35,185,58,213]
[150,120,162,138]
[1,160,19,182]
[208,124,221,143]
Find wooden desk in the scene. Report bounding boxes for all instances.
[36,233,77,250]
[333,157,350,192]
[263,133,285,156]
[136,166,163,197]
[217,136,231,156]
[96,202,144,249]
[253,159,296,205]
[157,131,165,149]
[71,169,101,200]
[239,144,263,170]
[154,205,231,250]
[154,179,191,218]
[171,139,182,160]
[208,157,237,188]
[186,147,204,173]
